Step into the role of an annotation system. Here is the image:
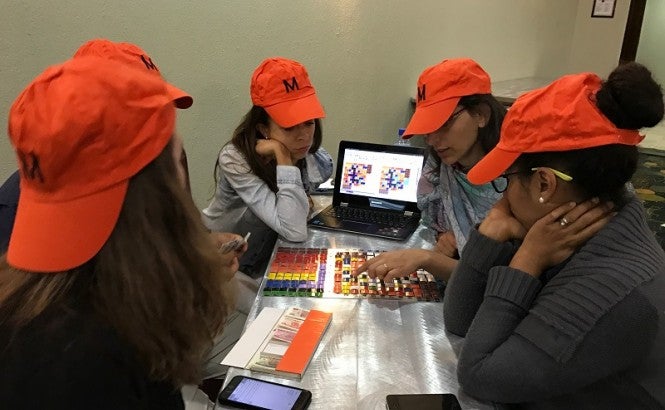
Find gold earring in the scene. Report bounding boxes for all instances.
[538,197,544,204]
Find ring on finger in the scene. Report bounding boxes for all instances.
[560,217,569,226]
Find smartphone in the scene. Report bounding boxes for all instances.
[386,394,461,410]
[217,375,311,410]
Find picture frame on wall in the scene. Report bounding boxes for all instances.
[591,0,616,18]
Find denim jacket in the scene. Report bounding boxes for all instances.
[202,144,333,277]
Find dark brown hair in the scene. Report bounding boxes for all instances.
[214,106,323,192]
[0,140,234,386]
[427,93,507,173]
[514,62,664,207]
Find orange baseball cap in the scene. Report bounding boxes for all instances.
[7,57,177,272]
[467,73,644,185]
[73,38,193,109]
[403,58,491,138]
[250,57,325,128]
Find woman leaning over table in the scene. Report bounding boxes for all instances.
[357,58,506,281]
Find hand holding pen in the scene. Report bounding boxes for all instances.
[211,232,250,279]
[218,232,251,254]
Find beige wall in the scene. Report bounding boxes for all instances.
[0,0,629,207]
[635,0,665,151]
[566,0,630,76]
[637,0,665,84]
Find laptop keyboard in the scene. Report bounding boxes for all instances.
[324,207,411,228]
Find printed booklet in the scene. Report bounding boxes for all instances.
[221,307,332,379]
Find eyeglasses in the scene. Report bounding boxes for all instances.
[441,107,466,130]
[423,108,466,140]
[491,170,527,193]
[537,167,573,181]
[490,167,573,193]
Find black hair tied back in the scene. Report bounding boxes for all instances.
[596,62,664,130]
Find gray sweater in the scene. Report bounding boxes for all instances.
[444,197,664,409]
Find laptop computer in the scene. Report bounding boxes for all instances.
[308,140,426,240]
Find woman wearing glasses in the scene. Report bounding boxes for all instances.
[357,58,506,281]
[445,63,665,408]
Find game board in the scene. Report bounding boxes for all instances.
[379,166,411,194]
[263,247,441,302]
[341,162,371,190]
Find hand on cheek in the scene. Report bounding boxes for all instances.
[478,197,527,243]
[255,139,293,165]
[511,198,615,277]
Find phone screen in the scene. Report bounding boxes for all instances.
[386,393,461,410]
[220,376,307,410]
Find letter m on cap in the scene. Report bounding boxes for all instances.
[18,151,44,183]
[417,84,426,102]
[283,77,299,93]
[141,55,159,71]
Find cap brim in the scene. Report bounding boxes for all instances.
[467,147,520,185]
[402,97,460,139]
[7,181,127,272]
[264,93,325,128]
[166,83,193,109]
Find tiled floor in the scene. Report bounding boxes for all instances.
[632,148,665,249]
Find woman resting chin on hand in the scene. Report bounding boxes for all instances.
[443,63,665,408]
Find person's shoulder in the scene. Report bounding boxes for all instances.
[0,307,182,410]
[218,143,237,158]
[56,312,184,409]
[0,170,20,205]
[310,146,332,158]
[30,307,140,376]
[587,197,665,267]
[219,144,250,166]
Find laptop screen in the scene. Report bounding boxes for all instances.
[333,141,426,212]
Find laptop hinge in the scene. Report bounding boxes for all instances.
[340,202,350,207]
[404,211,414,216]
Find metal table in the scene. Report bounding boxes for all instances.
[218,197,492,410]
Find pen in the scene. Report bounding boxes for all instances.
[219,232,251,254]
